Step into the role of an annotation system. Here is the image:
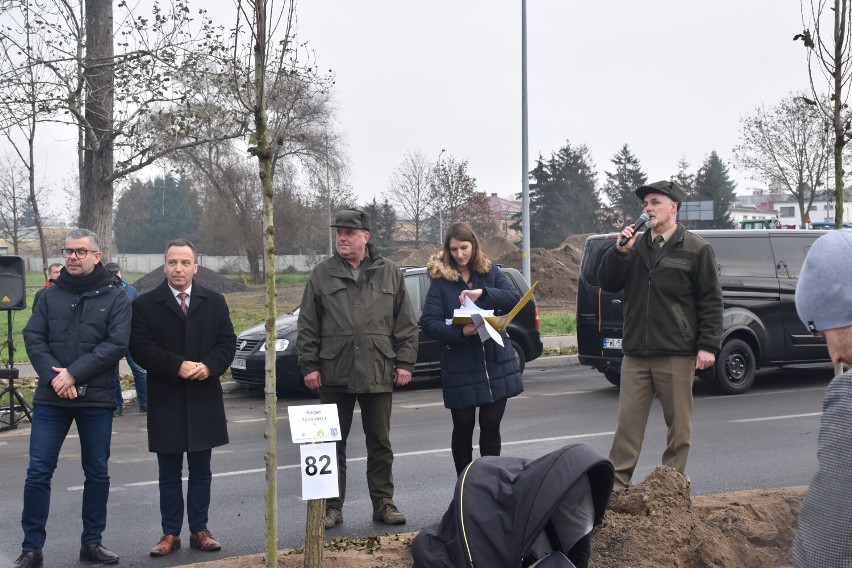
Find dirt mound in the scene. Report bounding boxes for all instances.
[191,473,805,567]
[482,236,519,258]
[397,244,440,267]
[389,247,416,263]
[132,265,250,295]
[590,466,803,568]
[494,244,581,309]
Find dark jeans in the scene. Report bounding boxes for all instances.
[21,404,113,552]
[157,450,213,535]
[320,391,394,513]
[114,351,148,410]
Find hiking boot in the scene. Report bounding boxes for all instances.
[323,507,343,529]
[373,503,406,525]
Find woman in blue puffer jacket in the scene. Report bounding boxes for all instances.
[420,222,523,475]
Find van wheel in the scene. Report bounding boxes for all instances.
[714,339,755,394]
[512,340,526,374]
[603,370,621,387]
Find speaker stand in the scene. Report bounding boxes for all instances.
[0,311,32,431]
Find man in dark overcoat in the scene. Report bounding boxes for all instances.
[129,239,236,557]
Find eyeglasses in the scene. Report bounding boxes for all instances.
[61,248,99,258]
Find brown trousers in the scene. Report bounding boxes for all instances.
[609,354,695,489]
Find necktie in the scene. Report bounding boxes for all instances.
[178,292,189,316]
[653,235,664,248]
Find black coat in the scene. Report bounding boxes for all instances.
[419,256,523,409]
[24,266,130,409]
[411,444,614,568]
[130,280,236,453]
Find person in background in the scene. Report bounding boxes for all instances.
[792,230,852,567]
[419,222,523,475]
[597,180,723,490]
[297,208,419,529]
[105,262,148,416]
[31,263,62,310]
[130,239,236,557]
[12,229,129,568]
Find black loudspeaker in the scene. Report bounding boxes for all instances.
[0,256,26,310]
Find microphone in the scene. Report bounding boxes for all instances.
[618,213,650,247]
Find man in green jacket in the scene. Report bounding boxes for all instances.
[297,208,419,529]
[598,181,722,490]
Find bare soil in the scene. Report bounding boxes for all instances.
[187,467,803,568]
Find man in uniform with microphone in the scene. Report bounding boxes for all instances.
[597,180,723,490]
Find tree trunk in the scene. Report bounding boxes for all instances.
[80,0,114,256]
[834,0,848,228]
[252,2,280,567]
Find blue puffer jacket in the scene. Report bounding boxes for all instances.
[419,254,524,409]
[23,264,131,408]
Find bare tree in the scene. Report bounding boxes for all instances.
[797,0,852,227]
[430,155,479,237]
[0,0,248,256]
[386,150,433,248]
[733,93,832,228]
[0,153,32,253]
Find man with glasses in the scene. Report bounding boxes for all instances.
[11,229,131,568]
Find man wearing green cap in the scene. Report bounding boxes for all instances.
[597,181,722,490]
[297,208,419,529]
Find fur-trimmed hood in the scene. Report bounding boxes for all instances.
[427,252,492,282]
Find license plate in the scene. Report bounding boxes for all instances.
[603,338,622,349]
[231,357,246,370]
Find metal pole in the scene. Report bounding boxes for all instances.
[521,0,531,285]
[326,126,333,256]
[437,149,445,242]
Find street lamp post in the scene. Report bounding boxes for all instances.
[520,0,531,285]
[325,126,333,256]
[436,148,445,243]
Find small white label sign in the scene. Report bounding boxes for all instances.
[299,442,339,500]
[288,404,342,444]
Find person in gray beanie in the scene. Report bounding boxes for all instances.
[793,229,852,568]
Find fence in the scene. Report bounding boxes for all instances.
[20,254,328,275]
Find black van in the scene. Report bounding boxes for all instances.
[576,230,830,394]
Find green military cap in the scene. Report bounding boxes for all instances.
[330,208,371,232]
[636,180,684,209]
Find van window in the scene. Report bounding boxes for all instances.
[770,235,816,279]
[704,235,775,278]
[580,238,615,287]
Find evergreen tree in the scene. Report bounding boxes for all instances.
[672,156,697,200]
[694,151,737,229]
[362,196,398,250]
[525,142,602,248]
[602,144,646,227]
[114,174,202,253]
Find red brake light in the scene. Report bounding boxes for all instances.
[534,307,540,330]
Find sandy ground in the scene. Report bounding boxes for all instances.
[183,467,804,568]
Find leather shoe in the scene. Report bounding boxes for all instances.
[79,543,119,564]
[373,502,406,525]
[150,534,181,557]
[10,552,42,568]
[190,529,221,551]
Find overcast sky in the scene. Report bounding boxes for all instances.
[294,0,811,204]
[26,0,813,217]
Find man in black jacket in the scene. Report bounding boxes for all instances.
[598,181,722,490]
[12,228,130,568]
[130,239,236,557]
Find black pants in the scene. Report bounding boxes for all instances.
[157,449,212,535]
[450,398,508,474]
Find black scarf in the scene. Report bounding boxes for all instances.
[54,262,115,295]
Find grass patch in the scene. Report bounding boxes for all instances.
[538,310,576,336]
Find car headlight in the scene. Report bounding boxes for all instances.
[259,338,290,352]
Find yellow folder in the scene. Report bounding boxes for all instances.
[451,281,538,331]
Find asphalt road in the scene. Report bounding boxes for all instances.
[0,358,834,567]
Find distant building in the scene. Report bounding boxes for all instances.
[481,192,521,241]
